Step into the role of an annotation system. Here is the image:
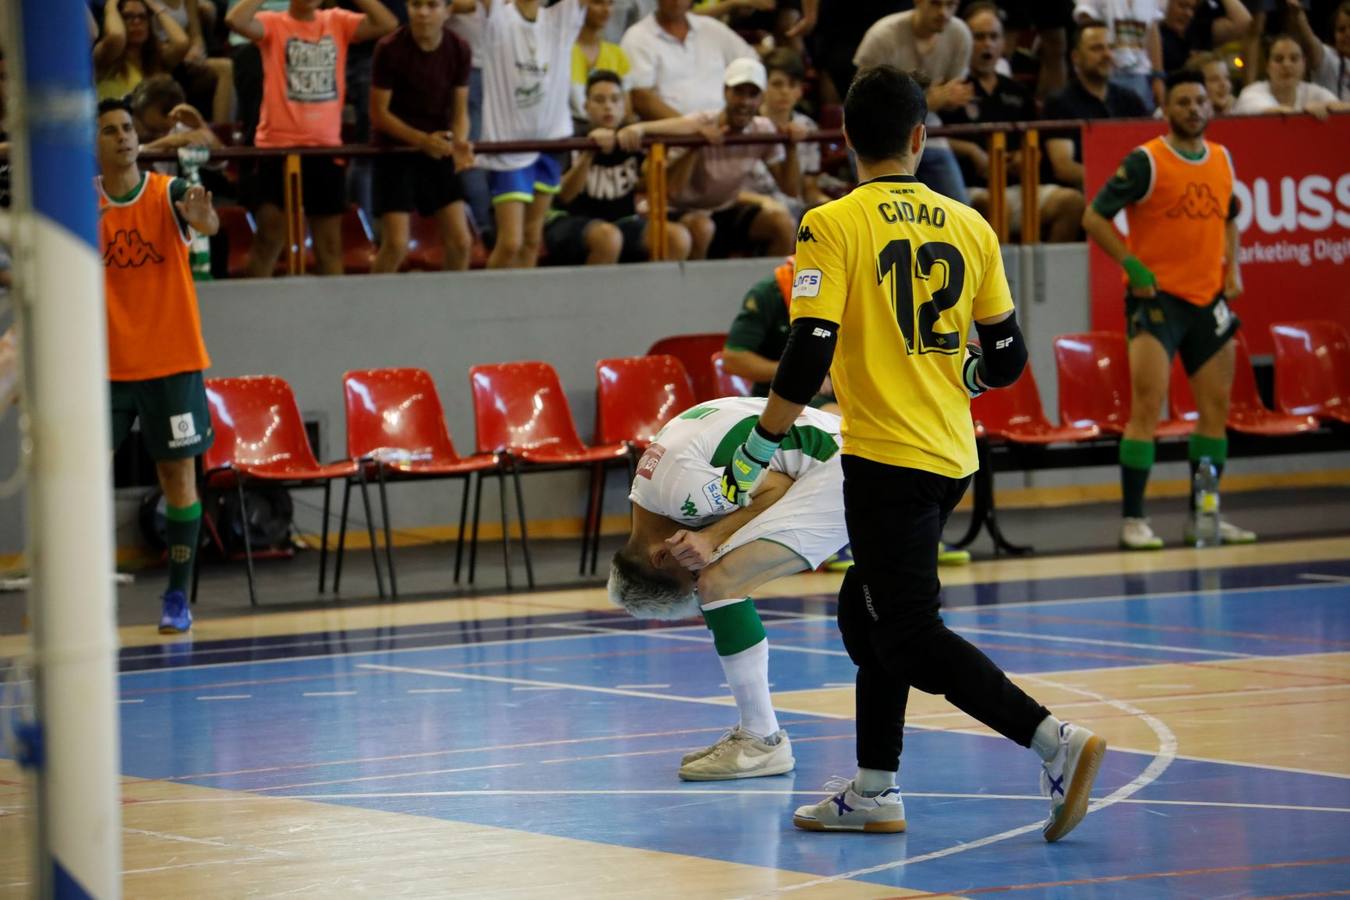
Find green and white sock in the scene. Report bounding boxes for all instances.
[701,597,778,739]
[164,501,202,595]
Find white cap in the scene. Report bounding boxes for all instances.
[724,57,767,91]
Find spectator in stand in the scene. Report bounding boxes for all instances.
[605,0,657,42]
[1044,23,1149,190]
[621,0,756,119]
[370,0,476,273]
[996,0,1076,97]
[854,0,974,205]
[548,70,693,263]
[790,0,906,103]
[743,48,827,223]
[1159,0,1252,74]
[572,0,632,124]
[1073,0,1166,110]
[944,4,1086,242]
[1190,51,1238,113]
[1287,0,1350,99]
[642,57,800,258]
[94,0,191,102]
[130,74,224,151]
[1234,32,1350,114]
[226,0,397,277]
[226,0,289,146]
[447,0,494,242]
[477,0,587,269]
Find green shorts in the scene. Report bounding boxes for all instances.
[1125,290,1240,376]
[110,370,214,460]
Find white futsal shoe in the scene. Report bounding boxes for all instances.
[1040,722,1108,842]
[677,728,794,781]
[1120,517,1164,550]
[792,777,907,833]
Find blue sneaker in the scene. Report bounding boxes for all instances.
[158,589,192,634]
[823,545,854,572]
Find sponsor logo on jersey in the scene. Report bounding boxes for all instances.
[680,495,699,518]
[102,228,165,268]
[636,442,666,479]
[797,225,817,243]
[703,479,733,514]
[1167,182,1225,220]
[792,268,823,299]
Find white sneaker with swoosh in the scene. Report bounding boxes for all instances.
[677,728,794,781]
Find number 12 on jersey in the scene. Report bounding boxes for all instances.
[877,239,967,356]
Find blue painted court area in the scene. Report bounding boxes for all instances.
[115,573,1350,897]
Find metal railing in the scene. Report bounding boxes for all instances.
[134,118,1095,274]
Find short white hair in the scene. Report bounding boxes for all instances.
[607,551,700,620]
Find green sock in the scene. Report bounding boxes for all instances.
[1188,434,1228,512]
[1119,438,1155,519]
[701,597,767,655]
[165,501,202,595]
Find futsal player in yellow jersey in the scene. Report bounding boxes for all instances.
[720,66,1106,841]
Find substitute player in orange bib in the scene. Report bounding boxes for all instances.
[96,97,218,633]
[1083,69,1254,551]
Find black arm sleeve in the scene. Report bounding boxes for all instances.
[770,317,838,405]
[973,312,1028,388]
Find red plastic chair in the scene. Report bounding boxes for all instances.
[1053,332,1193,437]
[971,362,1101,444]
[199,376,366,606]
[711,351,755,398]
[470,362,630,587]
[595,355,696,452]
[339,368,504,598]
[1270,320,1350,425]
[216,205,255,279]
[1168,333,1319,435]
[647,333,729,402]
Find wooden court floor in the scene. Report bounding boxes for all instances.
[2,538,1349,898]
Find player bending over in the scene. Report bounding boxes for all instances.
[608,396,846,781]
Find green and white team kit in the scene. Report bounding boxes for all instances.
[629,397,848,569]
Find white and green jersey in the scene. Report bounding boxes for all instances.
[629,396,842,528]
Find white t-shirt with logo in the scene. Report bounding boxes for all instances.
[479,0,587,172]
[629,396,841,529]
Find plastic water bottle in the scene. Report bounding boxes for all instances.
[1192,457,1221,548]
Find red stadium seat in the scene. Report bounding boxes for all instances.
[711,351,755,398]
[339,368,503,597]
[971,361,1100,444]
[199,376,366,606]
[1270,320,1350,425]
[470,362,630,585]
[215,205,255,279]
[1053,332,1193,437]
[595,355,696,452]
[1168,333,1319,435]
[646,333,729,402]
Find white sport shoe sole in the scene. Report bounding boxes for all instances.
[1043,732,1107,843]
[791,812,907,833]
[792,784,907,833]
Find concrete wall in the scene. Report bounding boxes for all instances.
[0,248,1341,556]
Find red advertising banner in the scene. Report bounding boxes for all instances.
[1083,114,1350,355]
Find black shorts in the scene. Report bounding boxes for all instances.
[372,153,465,217]
[1000,0,1076,30]
[1125,289,1240,376]
[675,202,762,260]
[110,370,214,461]
[544,213,647,265]
[248,155,348,217]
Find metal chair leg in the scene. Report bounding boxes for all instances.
[510,464,534,589]
[579,464,599,576]
[498,469,514,591]
[334,479,352,592]
[318,480,332,593]
[469,469,485,584]
[235,480,257,607]
[590,463,608,575]
[376,463,398,600]
[356,469,387,599]
[453,473,470,584]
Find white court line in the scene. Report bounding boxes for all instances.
[195,694,251,701]
[952,626,1254,658]
[1298,573,1350,583]
[406,688,462,694]
[614,684,671,690]
[272,788,1350,815]
[119,698,144,704]
[301,691,356,697]
[544,622,848,657]
[763,675,1179,896]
